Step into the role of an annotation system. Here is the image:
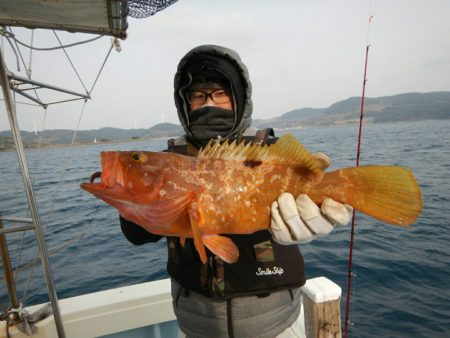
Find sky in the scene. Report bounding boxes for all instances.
[1,0,450,132]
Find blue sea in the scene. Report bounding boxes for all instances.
[1,120,449,337]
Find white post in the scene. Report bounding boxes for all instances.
[302,277,342,338]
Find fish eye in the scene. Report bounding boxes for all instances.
[131,152,147,163]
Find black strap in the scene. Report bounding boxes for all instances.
[168,138,175,152]
[227,298,234,338]
[254,128,275,144]
[289,289,294,302]
[175,285,182,307]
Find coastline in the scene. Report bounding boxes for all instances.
[0,136,173,152]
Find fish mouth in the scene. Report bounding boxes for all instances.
[81,152,125,193]
[80,172,105,193]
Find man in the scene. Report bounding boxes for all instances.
[121,45,351,338]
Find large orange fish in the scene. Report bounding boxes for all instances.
[81,134,422,264]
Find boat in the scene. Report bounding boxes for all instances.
[0,1,343,337]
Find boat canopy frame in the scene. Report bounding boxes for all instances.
[0,0,129,39]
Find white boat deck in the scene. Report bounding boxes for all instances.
[1,277,341,338]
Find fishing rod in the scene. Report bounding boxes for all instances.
[343,10,374,338]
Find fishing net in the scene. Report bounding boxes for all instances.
[128,0,179,18]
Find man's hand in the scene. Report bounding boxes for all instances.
[269,151,352,244]
[270,193,352,245]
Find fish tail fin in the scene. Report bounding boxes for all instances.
[311,166,422,225]
[203,235,239,264]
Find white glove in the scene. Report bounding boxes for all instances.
[270,194,352,245]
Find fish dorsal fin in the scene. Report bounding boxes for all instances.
[268,133,322,174]
[198,133,322,174]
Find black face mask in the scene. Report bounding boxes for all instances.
[188,106,236,147]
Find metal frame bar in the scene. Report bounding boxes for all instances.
[8,71,90,108]
[0,48,66,337]
[8,72,90,98]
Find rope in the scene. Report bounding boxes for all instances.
[0,28,103,51]
[4,27,43,102]
[89,40,115,94]
[343,8,373,338]
[53,30,89,94]
[2,34,20,71]
[10,31,28,75]
[3,302,53,336]
[26,31,33,79]
[0,99,40,107]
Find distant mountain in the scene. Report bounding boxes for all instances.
[1,92,449,150]
[253,91,450,129]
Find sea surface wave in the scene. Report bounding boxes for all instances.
[1,120,449,337]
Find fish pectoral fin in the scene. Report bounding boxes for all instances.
[134,192,195,228]
[187,204,208,264]
[203,235,239,264]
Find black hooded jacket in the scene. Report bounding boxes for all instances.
[173,45,253,147]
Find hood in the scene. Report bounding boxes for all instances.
[174,45,253,145]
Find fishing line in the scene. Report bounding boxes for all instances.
[21,232,86,306]
[343,4,373,337]
[0,232,86,283]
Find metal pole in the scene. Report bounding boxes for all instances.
[0,48,66,337]
[0,214,20,310]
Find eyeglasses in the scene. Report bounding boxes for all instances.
[187,89,231,105]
